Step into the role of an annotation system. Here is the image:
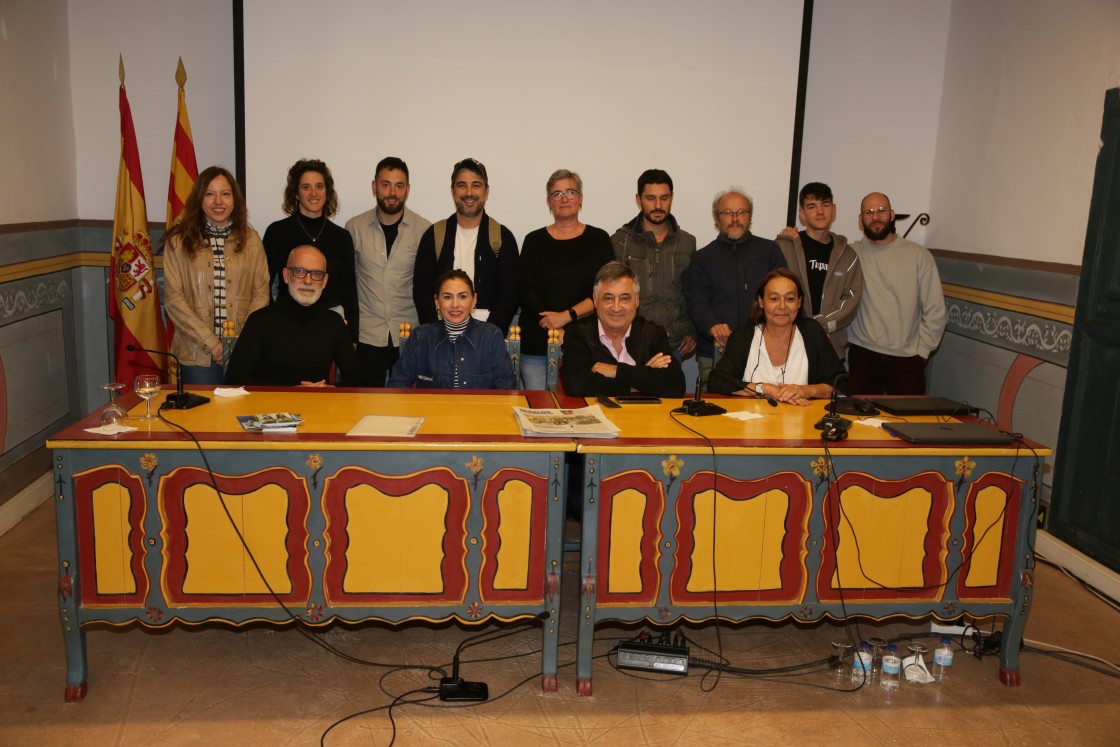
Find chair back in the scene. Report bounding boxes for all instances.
[545,328,563,391]
[506,325,521,379]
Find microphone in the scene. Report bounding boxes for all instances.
[825,372,879,417]
[815,373,852,433]
[707,367,778,407]
[675,370,727,416]
[439,610,550,702]
[125,344,210,410]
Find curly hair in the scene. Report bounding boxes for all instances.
[161,165,250,257]
[281,159,339,218]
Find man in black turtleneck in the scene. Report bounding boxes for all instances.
[684,188,786,384]
[225,246,360,387]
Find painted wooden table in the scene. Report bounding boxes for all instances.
[48,388,571,702]
[559,394,1048,696]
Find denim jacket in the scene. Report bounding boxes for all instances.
[386,317,517,389]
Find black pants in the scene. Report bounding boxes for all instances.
[357,342,400,388]
[847,344,927,395]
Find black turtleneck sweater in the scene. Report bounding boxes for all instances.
[224,290,360,386]
[262,213,359,341]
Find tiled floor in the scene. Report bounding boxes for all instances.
[2,500,1119,746]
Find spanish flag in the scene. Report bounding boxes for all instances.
[110,56,167,384]
[166,57,197,229]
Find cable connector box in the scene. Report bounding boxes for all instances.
[616,642,689,675]
[438,677,488,702]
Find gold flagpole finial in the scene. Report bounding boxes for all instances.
[119,54,125,86]
[175,57,187,89]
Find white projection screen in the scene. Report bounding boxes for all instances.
[243,0,805,244]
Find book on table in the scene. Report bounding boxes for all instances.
[237,412,302,431]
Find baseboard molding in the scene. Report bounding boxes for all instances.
[1036,530,1120,603]
[0,472,52,538]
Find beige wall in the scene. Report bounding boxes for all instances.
[928,0,1120,263]
[799,0,952,247]
[68,0,235,224]
[0,0,77,224]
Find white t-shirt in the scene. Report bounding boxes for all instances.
[453,224,489,321]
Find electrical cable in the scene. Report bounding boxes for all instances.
[1033,555,1120,613]
[669,409,729,691]
[1022,638,1120,674]
[155,404,448,675]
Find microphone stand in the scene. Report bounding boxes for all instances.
[676,370,726,416]
[126,344,210,410]
[815,373,852,433]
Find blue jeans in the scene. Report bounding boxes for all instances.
[180,361,225,386]
[520,355,547,390]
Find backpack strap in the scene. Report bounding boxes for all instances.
[432,219,448,262]
[433,216,503,262]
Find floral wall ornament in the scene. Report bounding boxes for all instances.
[466,456,484,490]
[661,455,683,488]
[145,606,163,623]
[955,456,976,489]
[139,453,158,486]
[306,603,323,622]
[306,454,323,489]
[467,601,483,619]
[811,456,831,487]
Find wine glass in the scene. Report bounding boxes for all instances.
[99,383,128,425]
[133,374,162,420]
[830,639,852,684]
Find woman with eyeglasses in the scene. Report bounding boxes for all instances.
[386,270,517,390]
[517,169,614,389]
[162,165,270,385]
[709,268,846,404]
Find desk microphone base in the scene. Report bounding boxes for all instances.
[679,399,726,417]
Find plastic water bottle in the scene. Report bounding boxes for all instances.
[932,636,954,682]
[852,640,873,685]
[880,644,901,691]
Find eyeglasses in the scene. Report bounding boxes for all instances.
[549,189,581,201]
[718,209,751,218]
[287,266,327,281]
[862,206,890,218]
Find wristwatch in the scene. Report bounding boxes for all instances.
[568,308,578,322]
[754,382,765,398]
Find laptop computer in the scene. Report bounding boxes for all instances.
[881,421,1016,445]
[860,396,980,416]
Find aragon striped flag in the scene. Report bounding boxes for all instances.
[166,57,198,229]
[110,56,167,384]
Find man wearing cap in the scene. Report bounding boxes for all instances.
[412,158,520,334]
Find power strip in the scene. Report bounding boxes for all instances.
[930,619,971,636]
[616,642,689,675]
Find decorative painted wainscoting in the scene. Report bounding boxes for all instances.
[929,249,1079,515]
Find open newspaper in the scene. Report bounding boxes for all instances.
[513,405,620,438]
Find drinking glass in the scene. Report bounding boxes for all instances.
[868,636,888,683]
[830,639,853,684]
[99,383,128,425]
[133,374,162,420]
[905,641,929,684]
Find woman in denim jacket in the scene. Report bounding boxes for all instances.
[387,270,517,389]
